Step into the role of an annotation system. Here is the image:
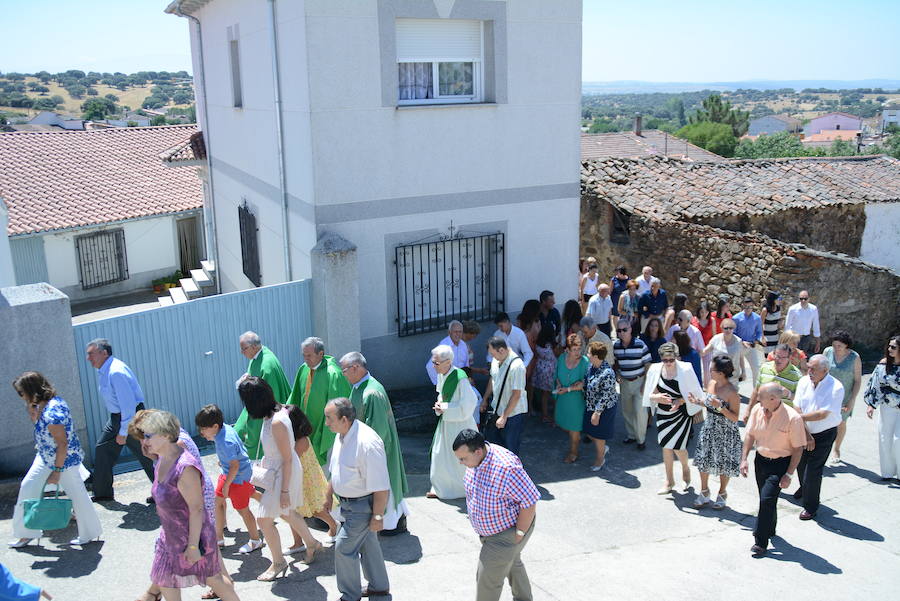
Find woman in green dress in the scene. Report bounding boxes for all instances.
[823,330,862,464]
[554,333,589,463]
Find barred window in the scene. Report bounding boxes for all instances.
[610,207,631,244]
[395,232,504,337]
[238,202,261,287]
[75,229,129,289]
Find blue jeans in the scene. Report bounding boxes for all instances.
[485,413,526,456]
[335,494,389,601]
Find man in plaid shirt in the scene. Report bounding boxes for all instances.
[453,429,539,601]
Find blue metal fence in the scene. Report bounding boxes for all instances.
[73,280,312,457]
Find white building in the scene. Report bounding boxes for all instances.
[167,0,583,387]
[0,125,205,303]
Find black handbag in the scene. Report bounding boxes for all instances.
[485,357,521,430]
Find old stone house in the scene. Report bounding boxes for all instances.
[580,154,900,349]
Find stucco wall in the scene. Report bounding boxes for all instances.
[804,114,862,135]
[41,215,182,302]
[581,197,900,351]
[859,202,900,274]
[0,201,14,287]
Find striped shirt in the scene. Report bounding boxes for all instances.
[464,443,539,537]
[757,361,802,404]
[613,337,651,379]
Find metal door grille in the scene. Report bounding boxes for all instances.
[395,232,504,337]
[238,202,261,287]
[75,229,128,289]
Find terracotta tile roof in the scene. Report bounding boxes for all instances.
[581,155,900,221]
[159,130,207,164]
[804,129,860,142]
[0,125,203,236]
[581,131,725,162]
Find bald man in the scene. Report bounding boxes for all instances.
[740,382,807,556]
[586,283,614,337]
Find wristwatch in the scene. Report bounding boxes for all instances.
[515,529,526,537]
[373,514,383,521]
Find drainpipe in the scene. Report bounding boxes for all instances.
[171,1,221,294]
[267,0,293,281]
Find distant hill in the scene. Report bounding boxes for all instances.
[583,79,900,95]
[0,70,193,120]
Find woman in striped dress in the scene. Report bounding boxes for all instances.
[642,342,703,495]
[760,291,782,355]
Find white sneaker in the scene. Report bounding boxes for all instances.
[692,492,711,508]
[239,538,265,554]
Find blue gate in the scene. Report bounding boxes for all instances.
[73,280,312,458]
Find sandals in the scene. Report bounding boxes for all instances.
[692,490,711,508]
[302,540,323,565]
[200,588,219,600]
[563,453,578,464]
[712,493,728,510]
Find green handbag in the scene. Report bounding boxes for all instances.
[23,484,73,531]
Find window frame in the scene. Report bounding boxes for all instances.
[238,201,261,287]
[227,24,243,109]
[74,228,129,290]
[396,21,485,106]
[609,207,631,245]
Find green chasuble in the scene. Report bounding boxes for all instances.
[349,375,409,510]
[234,346,292,460]
[286,355,351,465]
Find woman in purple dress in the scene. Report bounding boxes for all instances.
[141,411,240,601]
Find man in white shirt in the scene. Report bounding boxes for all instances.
[425,320,469,385]
[586,283,614,337]
[784,291,821,354]
[664,310,705,354]
[324,398,391,600]
[481,337,528,455]
[636,266,658,296]
[486,312,533,367]
[792,355,843,521]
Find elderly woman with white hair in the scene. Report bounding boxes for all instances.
[427,344,478,499]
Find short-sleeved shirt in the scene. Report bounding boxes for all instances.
[464,443,539,536]
[746,403,807,459]
[490,352,528,417]
[328,420,391,499]
[586,294,613,325]
[794,374,843,434]
[757,361,803,403]
[214,424,252,484]
[613,337,651,379]
[34,397,84,470]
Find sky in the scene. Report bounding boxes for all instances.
[1,0,898,82]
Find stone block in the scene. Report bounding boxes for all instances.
[311,232,361,361]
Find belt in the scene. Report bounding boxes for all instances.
[337,493,373,504]
[756,453,789,461]
[621,374,644,381]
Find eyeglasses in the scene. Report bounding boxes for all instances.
[143,432,154,440]
[773,354,790,361]
[722,326,735,330]
[431,359,448,366]
[340,365,355,372]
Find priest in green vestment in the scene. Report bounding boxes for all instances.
[234,331,292,459]
[339,351,410,534]
[285,337,351,465]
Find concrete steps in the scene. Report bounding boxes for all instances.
[169,286,189,304]
[190,268,213,291]
[158,260,217,308]
[179,277,200,298]
[157,296,174,308]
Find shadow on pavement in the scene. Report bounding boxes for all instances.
[764,536,842,574]
[813,507,884,541]
[670,490,754,528]
[13,542,104,578]
[824,460,886,484]
[381,532,423,564]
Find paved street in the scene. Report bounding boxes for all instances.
[2,374,897,601]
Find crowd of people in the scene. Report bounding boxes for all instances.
[5,258,899,599]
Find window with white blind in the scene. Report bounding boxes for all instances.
[396,18,483,105]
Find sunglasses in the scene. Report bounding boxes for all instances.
[143,432,154,440]
[616,328,630,332]
[661,358,676,364]
[722,326,735,330]
[889,344,899,350]
[799,297,809,301]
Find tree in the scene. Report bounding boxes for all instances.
[689,94,749,138]
[32,85,50,94]
[733,131,807,158]
[32,97,61,110]
[81,97,118,120]
[883,134,900,159]
[86,87,98,96]
[665,97,686,126]
[66,83,87,98]
[142,96,166,109]
[829,139,857,156]
[126,121,138,127]
[172,90,192,104]
[105,93,119,102]
[675,121,737,157]
[150,115,167,126]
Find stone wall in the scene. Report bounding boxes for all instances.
[699,204,866,257]
[581,195,900,351]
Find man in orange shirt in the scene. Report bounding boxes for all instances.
[740,382,807,556]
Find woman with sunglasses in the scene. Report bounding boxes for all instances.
[703,318,744,387]
[642,343,703,495]
[9,371,101,549]
[864,335,900,481]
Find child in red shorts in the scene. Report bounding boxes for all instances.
[196,404,263,554]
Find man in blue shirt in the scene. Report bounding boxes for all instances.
[732,297,763,385]
[637,279,668,332]
[86,338,154,502]
[197,404,262,554]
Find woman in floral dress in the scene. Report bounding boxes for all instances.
[532,324,558,423]
[582,342,618,471]
[864,335,900,480]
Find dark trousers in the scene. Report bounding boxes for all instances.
[92,404,154,497]
[797,426,837,514]
[485,413,526,456]
[754,453,790,548]
[597,321,612,337]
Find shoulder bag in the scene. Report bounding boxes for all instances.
[485,357,521,431]
[249,432,278,491]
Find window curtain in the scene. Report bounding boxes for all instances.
[398,62,433,100]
